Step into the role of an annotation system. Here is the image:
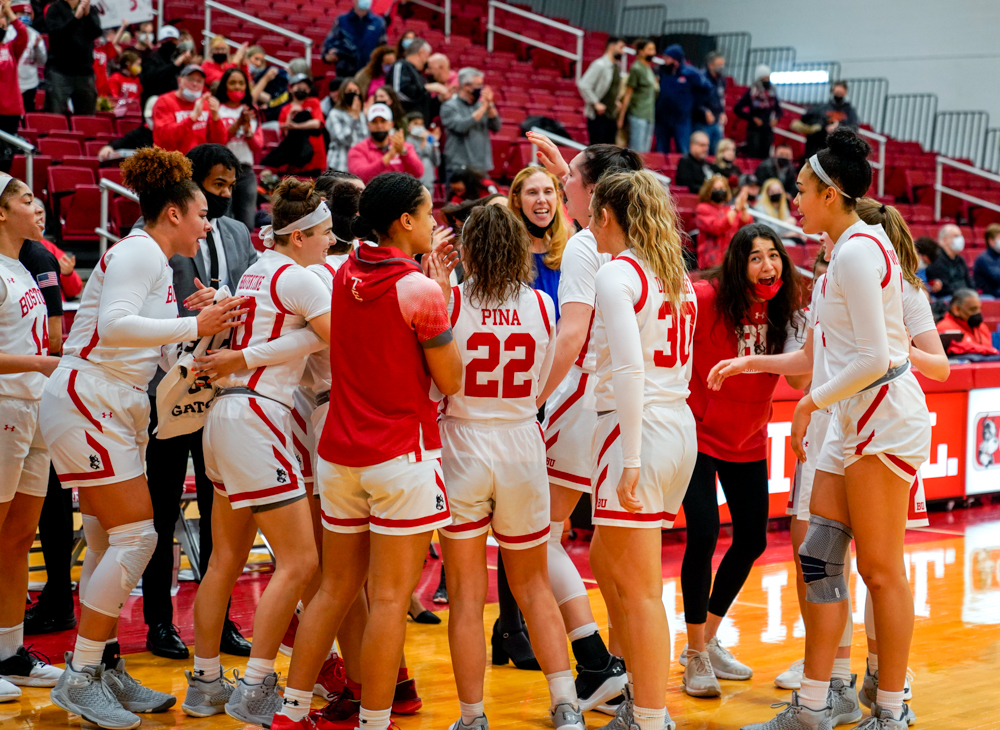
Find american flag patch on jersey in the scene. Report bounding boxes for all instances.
[36,272,59,288]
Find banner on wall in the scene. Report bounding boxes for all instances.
[93,0,154,31]
[966,387,1000,495]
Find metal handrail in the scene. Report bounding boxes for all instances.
[409,0,452,38]
[201,31,289,69]
[97,179,140,256]
[528,127,671,186]
[204,0,312,64]
[1,130,35,192]
[487,0,584,82]
[934,155,1000,221]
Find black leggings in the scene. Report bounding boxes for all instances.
[681,452,770,625]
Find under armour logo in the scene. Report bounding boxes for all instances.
[100,411,113,419]
[276,468,288,484]
[89,454,102,470]
[3,425,14,431]
[435,494,445,511]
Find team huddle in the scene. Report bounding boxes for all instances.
[0,125,940,730]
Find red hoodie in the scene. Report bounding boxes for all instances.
[0,20,29,116]
[318,245,453,467]
[108,72,142,101]
[152,93,228,154]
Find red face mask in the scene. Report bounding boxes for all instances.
[753,278,783,301]
[227,90,245,103]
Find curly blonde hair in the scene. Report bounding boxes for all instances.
[507,167,570,271]
[461,205,533,308]
[591,170,687,308]
[855,197,923,290]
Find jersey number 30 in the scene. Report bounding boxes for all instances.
[465,333,535,398]
[653,301,695,367]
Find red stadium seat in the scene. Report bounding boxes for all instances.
[61,185,103,243]
[47,165,95,200]
[98,167,125,187]
[9,154,52,201]
[71,116,116,139]
[84,140,110,156]
[24,113,68,135]
[63,156,100,175]
[112,197,143,235]
[116,117,143,136]
[38,137,82,161]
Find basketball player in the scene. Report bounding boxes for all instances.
[586,170,698,730]
[39,148,245,730]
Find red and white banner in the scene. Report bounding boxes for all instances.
[93,0,154,31]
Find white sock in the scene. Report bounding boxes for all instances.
[296,601,305,615]
[357,706,391,729]
[798,677,830,711]
[244,657,274,684]
[459,700,485,724]
[193,655,221,682]
[832,658,852,683]
[72,636,106,670]
[106,636,118,646]
[280,687,313,721]
[0,624,24,661]
[876,688,904,719]
[566,622,599,643]
[633,705,666,730]
[545,670,576,708]
[868,652,879,673]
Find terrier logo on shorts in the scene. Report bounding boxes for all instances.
[276,468,288,484]
[435,494,445,511]
[89,454,102,470]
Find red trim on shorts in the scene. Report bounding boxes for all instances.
[593,507,677,523]
[291,408,308,432]
[546,372,588,426]
[545,430,560,450]
[849,233,893,289]
[616,256,648,313]
[369,469,450,528]
[273,446,300,489]
[67,371,103,432]
[249,398,287,446]
[450,286,461,327]
[79,325,101,361]
[213,481,226,492]
[493,523,551,544]
[533,289,550,332]
[57,432,116,482]
[321,511,371,527]
[574,309,595,368]
[441,514,492,533]
[270,264,294,315]
[547,467,590,486]
[857,384,888,433]
[855,431,876,455]
[885,453,917,476]
[597,423,621,463]
[226,481,301,506]
[292,433,313,478]
[908,477,922,520]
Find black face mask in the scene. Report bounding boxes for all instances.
[341,91,359,107]
[520,211,554,239]
[470,87,482,103]
[292,89,309,101]
[967,312,984,329]
[769,192,783,204]
[613,53,623,61]
[746,194,758,205]
[710,189,727,203]
[203,189,232,220]
[370,130,390,143]
[832,94,846,104]
[212,53,228,64]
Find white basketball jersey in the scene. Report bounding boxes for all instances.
[0,253,48,399]
[593,251,697,412]
[557,228,611,374]
[301,255,343,396]
[222,249,331,408]
[443,282,556,422]
[810,273,829,393]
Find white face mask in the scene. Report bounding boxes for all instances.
[991,237,1000,253]
[951,235,965,252]
[918,259,928,271]
[181,87,201,102]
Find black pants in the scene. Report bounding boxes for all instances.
[45,70,97,116]
[35,466,75,608]
[23,89,38,113]
[744,124,774,159]
[141,396,217,626]
[680,452,769,625]
[587,115,618,145]
[0,115,20,174]
[231,163,257,234]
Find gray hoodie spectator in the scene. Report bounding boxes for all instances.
[440,67,501,175]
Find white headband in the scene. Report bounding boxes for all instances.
[0,174,13,199]
[808,154,853,200]
[260,201,331,248]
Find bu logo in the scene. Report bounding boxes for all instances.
[89,454,102,470]
[3,424,14,431]
[351,277,363,302]
[276,468,288,484]
[435,494,445,511]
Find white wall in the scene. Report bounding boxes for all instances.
[628,0,1000,127]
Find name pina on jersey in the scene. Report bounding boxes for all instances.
[481,308,521,326]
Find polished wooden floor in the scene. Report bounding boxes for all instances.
[9,503,1000,729]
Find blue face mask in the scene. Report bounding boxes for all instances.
[401,37,413,51]
[356,0,372,10]
[19,14,32,25]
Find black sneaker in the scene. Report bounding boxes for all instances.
[432,564,448,604]
[220,619,251,657]
[575,655,627,713]
[23,601,76,635]
[0,646,64,687]
[146,623,189,660]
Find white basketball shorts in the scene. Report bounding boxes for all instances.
[309,400,330,496]
[291,388,316,487]
[438,416,550,550]
[0,396,49,502]
[542,366,597,492]
[788,408,833,521]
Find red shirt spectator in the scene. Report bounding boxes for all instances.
[347,103,423,182]
[152,65,228,154]
[0,18,29,117]
[937,299,999,356]
[93,39,117,96]
[108,71,142,100]
[694,176,753,269]
[277,95,327,173]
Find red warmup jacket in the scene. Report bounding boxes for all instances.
[0,20,29,116]
[318,245,452,468]
[152,93,228,154]
[108,72,142,101]
[93,41,117,97]
[937,311,999,356]
[694,202,753,269]
[689,279,782,463]
[278,98,327,172]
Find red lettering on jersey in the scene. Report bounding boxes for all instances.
[510,310,521,326]
[19,287,45,317]
[238,273,266,292]
[655,277,664,293]
[166,285,177,304]
[479,308,523,326]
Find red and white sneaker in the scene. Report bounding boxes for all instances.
[313,686,360,730]
[279,614,299,657]
[391,677,422,715]
[313,655,346,700]
[270,714,318,730]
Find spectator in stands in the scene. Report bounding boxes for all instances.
[937,288,999,356]
[108,49,142,101]
[347,102,424,182]
[793,80,860,159]
[132,20,155,59]
[754,142,798,198]
[618,38,658,153]
[373,84,406,129]
[139,25,191,107]
[92,20,126,99]
[152,64,228,154]
[654,44,709,154]
[0,1,28,173]
[42,0,102,114]
[391,38,448,122]
[427,52,458,101]
[926,223,974,297]
[734,64,781,159]
[353,44,396,99]
[322,0,387,78]
[319,78,340,117]
[404,111,440,190]
[754,177,796,235]
[694,174,752,268]
[247,45,289,124]
[448,168,485,203]
[265,73,327,174]
[201,36,248,90]
[326,78,367,172]
[675,130,715,193]
[712,138,740,188]
[96,97,155,160]
[915,236,940,285]
[395,29,416,57]
[441,67,501,177]
[738,172,760,206]
[974,223,1000,298]
[214,67,262,231]
[695,51,727,154]
[578,35,624,145]
[14,2,45,112]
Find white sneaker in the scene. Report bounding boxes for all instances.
[775,659,805,690]
[0,646,64,687]
[682,649,721,698]
[706,637,753,680]
[0,677,21,702]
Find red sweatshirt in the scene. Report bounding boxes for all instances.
[937,311,999,356]
[277,98,328,172]
[0,20,29,116]
[689,279,782,462]
[93,41,117,97]
[694,202,753,269]
[152,93,228,154]
[108,72,142,101]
